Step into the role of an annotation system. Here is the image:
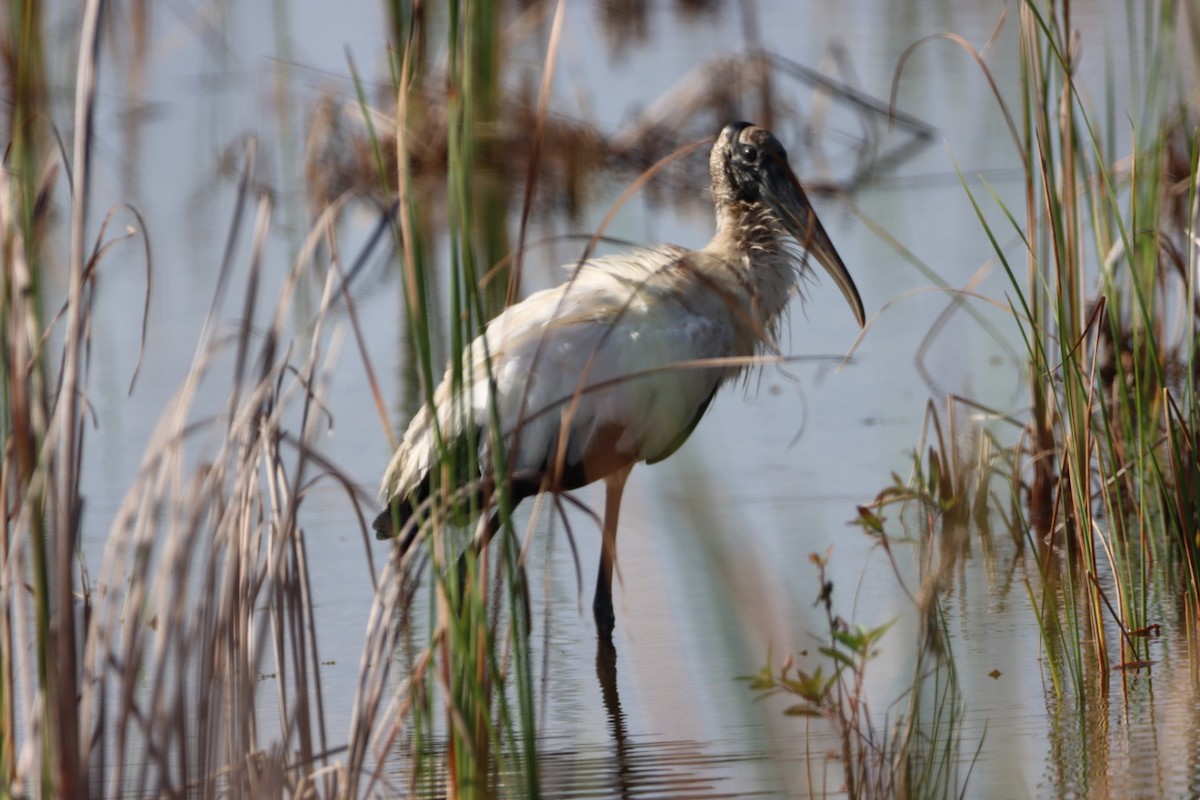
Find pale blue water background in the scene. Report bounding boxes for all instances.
[58,1,1194,796]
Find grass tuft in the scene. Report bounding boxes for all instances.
[893,0,1198,683]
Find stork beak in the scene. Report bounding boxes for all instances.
[764,160,866,328]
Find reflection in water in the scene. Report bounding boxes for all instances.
[529,638,777,798]
[595,638,631,798]
[387,629,788,797]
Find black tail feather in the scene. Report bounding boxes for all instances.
[373,474,430,551]
[373,470,546,556]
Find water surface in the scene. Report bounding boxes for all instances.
[70,1,1197,796]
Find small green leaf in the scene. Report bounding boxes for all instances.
[856,506,886,534]
[832,629,868,653]
[818,646,855,668]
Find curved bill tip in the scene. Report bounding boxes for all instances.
[768,169,865,328]
[811,230,866,329]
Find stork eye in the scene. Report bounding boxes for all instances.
[740,144,758,163]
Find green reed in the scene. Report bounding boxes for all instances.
[898,0,1196,688]
[386,2,542,796]
[1,1,85,793]
[1012,0,1193,682]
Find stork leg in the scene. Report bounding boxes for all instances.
[454,511,501,591]
[593,465,633,640]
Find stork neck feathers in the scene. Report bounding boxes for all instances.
[702,196,797,333]
[711,198,788,253]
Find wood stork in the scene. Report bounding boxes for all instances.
[374,121,865,639]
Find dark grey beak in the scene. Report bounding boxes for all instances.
[764,160,866,328]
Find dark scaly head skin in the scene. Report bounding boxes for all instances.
[711,122,865,328]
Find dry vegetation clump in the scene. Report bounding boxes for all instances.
[302,50,932,226]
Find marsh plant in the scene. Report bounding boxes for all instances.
[875,0,1198,721]
[0,29,398,796]
[0,0,541,796]
[773,0,1200,795]
[959,0,1197,683]
[747,550,969,800]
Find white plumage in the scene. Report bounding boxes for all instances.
[375,122,865,638]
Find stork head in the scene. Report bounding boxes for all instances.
[712,122,865,328]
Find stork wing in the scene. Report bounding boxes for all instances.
[383,245,738,503]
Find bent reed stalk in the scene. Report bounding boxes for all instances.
[1,114,414,794]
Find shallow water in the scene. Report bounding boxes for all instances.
[65,1,1199,797]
